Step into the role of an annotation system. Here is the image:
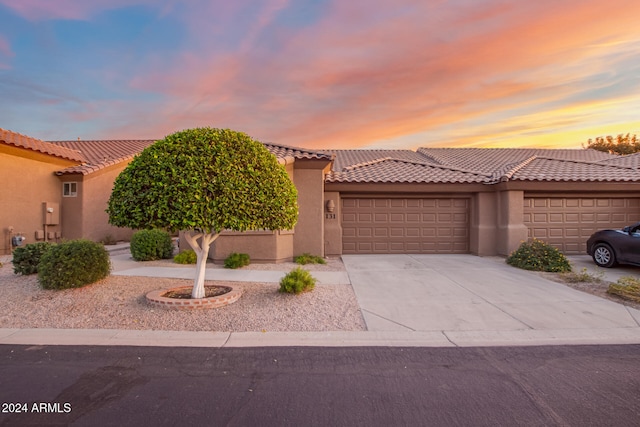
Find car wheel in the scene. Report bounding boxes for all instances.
[592,243,616,268]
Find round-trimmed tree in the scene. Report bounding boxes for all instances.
[107,128,298,298]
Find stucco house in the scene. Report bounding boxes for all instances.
[2,127,640,260]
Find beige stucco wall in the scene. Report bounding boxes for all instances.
[323,191,342,256]
[59,163,136,242]
[496,189,528,256]
[292,161,329,257]
[0,145,76,254]
[209,230,294,263]
[469,191,498,256]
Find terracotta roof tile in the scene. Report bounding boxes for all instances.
[596,152,640,169]
[417,148,615,174]
[508,157,640,182]
[1,128,86,162]
[325,149,435,172]
[52,140,332,175]
[326,158,490,183]
[262,143,334,161]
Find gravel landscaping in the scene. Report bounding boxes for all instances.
[0,255,366,332]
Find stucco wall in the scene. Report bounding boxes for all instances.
[292,161,329,257]
[80,163,136,242]
[0,145,75,254]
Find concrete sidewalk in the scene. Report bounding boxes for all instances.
[2,250,640,348]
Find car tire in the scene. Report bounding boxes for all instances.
[592,243,617,268]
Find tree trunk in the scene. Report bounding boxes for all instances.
[182,231,219,299]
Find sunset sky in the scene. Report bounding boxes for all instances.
[1,0,639,150]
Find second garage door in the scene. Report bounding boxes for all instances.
[342,197,470,254]
[524,196,640,254]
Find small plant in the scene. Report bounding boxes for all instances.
[560,268,603,283]
[506,238,571,273]
[101,234,117,245]
[294,253,327,265]
[174,250,197,264]
[130,229,174,261]
[38,239,111,290]
[224,253,250,269]
[607,276,640,303]
[279,267,316,294]
[12,242,55,275]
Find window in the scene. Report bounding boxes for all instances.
[63,182,78,197]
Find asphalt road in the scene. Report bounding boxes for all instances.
[1,344,639,426]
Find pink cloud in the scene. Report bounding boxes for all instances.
[0,0,157,21]
[67,0,640,148]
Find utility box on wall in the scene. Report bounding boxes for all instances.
[42,202,60,225]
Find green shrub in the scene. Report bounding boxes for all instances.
[12,242,55,275]
[130,229,174,261]
[279,267,316,294]
[38,240,111,290]
[294,253,326,265]
[607,276,640,303]
[224,252,250,269]
[174,250,197,264]
[506,238,571,273]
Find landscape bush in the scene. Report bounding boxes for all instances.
[607,276,640,303]
[560,268,603,283]
[130,229,174,261]
[294,253,326,265]
[506,238,571,273]
[12,242,55,275]
[174,250,197,264]
[224,253,250,269]
[38,239,111,290]
[279,267,316,294]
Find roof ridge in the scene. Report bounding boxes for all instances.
[535,155,639,170]
[494,156,538,182]
[343,156,489,177]
[263,142,333,157]
[1,128,86,162]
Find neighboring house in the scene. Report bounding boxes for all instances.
[2,127,640,259]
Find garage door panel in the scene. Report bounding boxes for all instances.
[525,197,640,254]
[342,197,469,254]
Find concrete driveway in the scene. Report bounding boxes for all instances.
[343,254,640,344]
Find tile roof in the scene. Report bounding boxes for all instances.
[262,143,334,161]
[0,128,86,162]
[51,140,156,175]
[507,156,640,182]
[327,148,638,184]
[51,140,333,175]
[326,158,490,184]
[416,148,615,174]
[596,152,640,169]
[324,149,435,172]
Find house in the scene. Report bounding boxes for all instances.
[2,127,640,259]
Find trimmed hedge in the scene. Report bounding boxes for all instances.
[12,242,55,275]
[294,253,326,265]
[38,240,111,290]
[224,253,250,269]
[130,229,174,261]
[506,238,571,273]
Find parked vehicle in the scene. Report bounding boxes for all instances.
[586,222,640,268]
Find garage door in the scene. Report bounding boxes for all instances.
[342,197,469,254]
[524,197,640,254]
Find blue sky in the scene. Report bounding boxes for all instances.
[1,0,639,149]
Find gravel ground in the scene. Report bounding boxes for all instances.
[0,255,366,332]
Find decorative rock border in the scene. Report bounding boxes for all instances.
[146,285,242,310]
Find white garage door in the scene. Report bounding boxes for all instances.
[524,197,640,254]
[342,197,470,254]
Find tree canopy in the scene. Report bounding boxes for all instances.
[107,128,299,299]
[585,134,640,155]
[107,127,298,233]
